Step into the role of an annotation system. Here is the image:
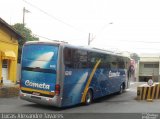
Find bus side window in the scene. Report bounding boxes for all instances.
[64,48,88,69]
[111,62,117,68]
[77,50,88,68]
[105,62,111,69]
[88,52,98,68]
[64,48,73,68]
[118,57,125,69]
[110,56,118,69]
[100,54,111,69]
[88,52,109,68]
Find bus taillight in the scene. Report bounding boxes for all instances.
[55,84,60,95]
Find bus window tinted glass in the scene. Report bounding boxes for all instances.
[64,48,88,68]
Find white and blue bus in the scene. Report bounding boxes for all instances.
[20,41,131,107]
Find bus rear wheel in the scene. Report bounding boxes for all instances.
[85,90,93,105]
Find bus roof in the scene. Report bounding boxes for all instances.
[24,41,130,59]
[24,40,67,45]
[62,44,130,59]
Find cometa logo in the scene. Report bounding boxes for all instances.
[109,71,120,78]
[25,80,50,90]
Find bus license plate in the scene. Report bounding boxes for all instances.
[32,92,40,96]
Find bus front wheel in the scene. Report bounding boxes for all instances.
[85,90,93,105]
[119,84,124,94]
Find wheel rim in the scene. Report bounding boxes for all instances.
[86,91,92,104]
[120,85,123,93]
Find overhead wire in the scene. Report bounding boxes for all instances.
[23,0,87,34]
[22,0,160,52]
[107,39,160,44]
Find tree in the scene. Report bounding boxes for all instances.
[130,53,140,63]
[12,23,39,63]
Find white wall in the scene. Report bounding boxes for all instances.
[139,62,159,76]
[2,68,8,81]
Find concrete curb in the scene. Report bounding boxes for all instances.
[0,84,19,98]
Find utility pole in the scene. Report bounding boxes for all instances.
[88,33,91,45]
[88,22,113,46]
[23,7,25,26]
[23,7,30,26]
[88,33,96,46]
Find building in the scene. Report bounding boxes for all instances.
[0,18,23,84]
[111,51,160,82]
[137,54,160,82]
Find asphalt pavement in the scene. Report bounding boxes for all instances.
[0,82,160,119]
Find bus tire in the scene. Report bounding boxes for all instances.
[119,84,124,94]
[85,90,93,105]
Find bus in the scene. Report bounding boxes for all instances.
[20,41,131,107]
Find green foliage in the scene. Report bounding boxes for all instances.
[12,23,39,63]
[130,53,140,63]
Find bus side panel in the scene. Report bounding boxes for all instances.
[62,68,90,107]
[90,68,112,97]
[62,68,110,107]
[61,68,127,107]
[108,69,126,93]
[61,68,125,107]
[90,68,126,97]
